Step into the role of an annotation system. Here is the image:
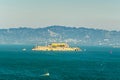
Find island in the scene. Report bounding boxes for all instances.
[32,43,81,51]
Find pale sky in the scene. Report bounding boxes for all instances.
[0,0,120,30]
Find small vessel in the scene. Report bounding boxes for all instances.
[22,48,26,51]
[32,43,81,51]
[40,72,50,76]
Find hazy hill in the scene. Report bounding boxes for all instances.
[0,26,120,46]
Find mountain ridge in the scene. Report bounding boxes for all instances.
[0,25,120,46]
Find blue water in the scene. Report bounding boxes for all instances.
[0,45,120,80]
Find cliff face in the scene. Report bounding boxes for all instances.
[0,26,120,46]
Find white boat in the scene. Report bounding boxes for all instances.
[22,48,26,51]
[40,72,50,76]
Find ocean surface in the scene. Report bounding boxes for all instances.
[0,45,120,80]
